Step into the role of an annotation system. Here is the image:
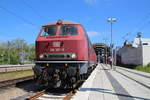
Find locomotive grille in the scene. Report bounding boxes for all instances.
[42,53,75,60]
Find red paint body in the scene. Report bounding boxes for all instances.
[35,23,97,63]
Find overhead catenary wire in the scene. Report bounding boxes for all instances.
[122,33,130,41]
[0,5,39,29]
[21,0,49,21]
[135,13,150,32]
[122,13,150,42]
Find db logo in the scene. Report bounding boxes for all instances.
[52,42,61,47]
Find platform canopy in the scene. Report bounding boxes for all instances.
[93,43,109,54]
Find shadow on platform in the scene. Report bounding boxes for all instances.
[79,88,150,100]
[98,68,110,70]
[79,88,111,92]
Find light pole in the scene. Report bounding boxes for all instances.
[107,18,117,69]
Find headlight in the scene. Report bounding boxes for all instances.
[39,54,44,59]
[71,53,76,59]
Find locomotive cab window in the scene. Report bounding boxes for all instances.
[61,25,78,35]
[41,26,57,36]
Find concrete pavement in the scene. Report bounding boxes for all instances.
[72,64,150,100]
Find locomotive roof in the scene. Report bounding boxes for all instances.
[46,20,80,25]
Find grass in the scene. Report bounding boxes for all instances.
[117,63,136,69]
[118,63,150,73]
[135,65,150,73]
[0,70,34,81]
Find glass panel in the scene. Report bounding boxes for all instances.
[61,25,78,35]
[41,26,56,36]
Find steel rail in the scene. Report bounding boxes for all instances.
[27,90,47,100]
[63,89,77,100]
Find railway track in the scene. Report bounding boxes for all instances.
[0,76,33,88]
[26,88,77,100]
[26,81,83,100]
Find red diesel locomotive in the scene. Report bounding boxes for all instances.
[33,20,97,88]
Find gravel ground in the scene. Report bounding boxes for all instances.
[0,80,38,100]
[0,87,28,100]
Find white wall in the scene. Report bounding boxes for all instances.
[120,45,150,66]
[117,38,150,66]
[142,45,150,65]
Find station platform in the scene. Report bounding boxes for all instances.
[72,64,150,100]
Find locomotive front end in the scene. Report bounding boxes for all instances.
[33,20,89,88]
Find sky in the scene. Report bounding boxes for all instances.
[0,0,150,47]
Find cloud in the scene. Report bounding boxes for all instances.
[84,0,113,7]
[84,0,98,5]
[87,31,100,37]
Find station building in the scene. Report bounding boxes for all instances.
[117,37,150,66]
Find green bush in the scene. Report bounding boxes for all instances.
[135,65,150,73]
[119,63,150,73]
[147,63,150,67]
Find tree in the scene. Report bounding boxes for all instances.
[0,38,35,65]
[27,44,35,62]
